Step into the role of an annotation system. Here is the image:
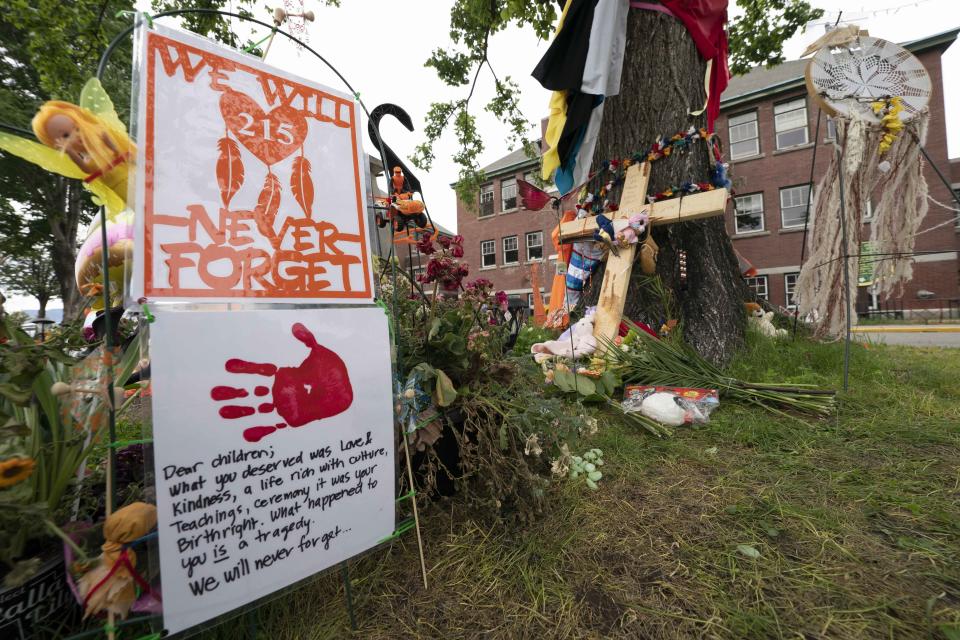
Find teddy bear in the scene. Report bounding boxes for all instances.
[745,302,787,338]
[531,307,598,362]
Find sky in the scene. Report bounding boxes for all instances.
[5,0,958,313]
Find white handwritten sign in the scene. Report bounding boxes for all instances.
[132,24,374,303]
[148,307,394,634]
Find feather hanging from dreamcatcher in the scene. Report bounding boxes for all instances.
[795,33,931,337]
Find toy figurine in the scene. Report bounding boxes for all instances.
[0,78,134,217]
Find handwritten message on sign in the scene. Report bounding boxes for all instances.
[148,308,394,634]
[132,24,373,302]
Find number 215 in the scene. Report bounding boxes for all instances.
[236,112,295,145]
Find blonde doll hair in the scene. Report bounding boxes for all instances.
[32,101,131,171]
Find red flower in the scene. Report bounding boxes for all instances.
[495,290,508,311]
[453,234,464,246]
[417,235,436,255]
[468,277,492,290]
[438,235,452,249]
[450,244,464,258]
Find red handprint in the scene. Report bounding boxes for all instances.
[210,323,354,443]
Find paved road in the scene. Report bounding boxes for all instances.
[852,325,960,347]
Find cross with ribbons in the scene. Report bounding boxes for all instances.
[557,162,729,350]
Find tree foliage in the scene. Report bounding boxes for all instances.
[0,0,269,320]
[419,0,823,205]
[0,248,58,318]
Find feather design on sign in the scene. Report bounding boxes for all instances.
[254,172,281,241]
[290,155,314,218]
[216,137,244,208]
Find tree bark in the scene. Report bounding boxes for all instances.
[45,177,84,323]
[583,9,746,365]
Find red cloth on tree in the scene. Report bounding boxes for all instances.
[631,1,730,132]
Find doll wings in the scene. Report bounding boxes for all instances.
[0,132,126,217]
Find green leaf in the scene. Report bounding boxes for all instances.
[736,544,761,559]
[433,369,458,407]
[573,374,596,397]
[0,383,32,405]
[938,624,960,640]
[553,368,576,393]
[428,317,442,341]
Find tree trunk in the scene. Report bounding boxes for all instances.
[47,177,84,323]
[37,296,47,318]
[583,9,746,365]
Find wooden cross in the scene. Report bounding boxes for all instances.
[557,162,729,349]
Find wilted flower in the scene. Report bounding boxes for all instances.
[550,443,572,476]
[450,244,464,258]
[524,434,543,457]
[495,290,508,311]
[416,235,436,255]
[581,416,599,436]
[438,235,452,249]
[453,234,464,245]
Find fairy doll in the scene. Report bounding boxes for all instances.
[0,78,135,217]
[0,78,136,306]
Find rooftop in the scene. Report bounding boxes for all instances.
[479,144,538,177]
[721,27,959,109]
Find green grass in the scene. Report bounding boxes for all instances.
[193,337,960,639]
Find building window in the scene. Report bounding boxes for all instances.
[825,116,836,140]
[481,240,495,268]
[501,178,518,212]
[745,275,768,300]
[527,293,535,309]
[774,98,809,149]
[785,272,800,309]
[502,235,519,265]
[525,231,543,261]
[780,185,811,229]
[479,184,494,218]
[863,199,873,221]
[728,110,759,159]
[733,193,764,234]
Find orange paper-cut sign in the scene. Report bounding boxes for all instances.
[132,24,372,302]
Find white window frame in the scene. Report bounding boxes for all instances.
[745,275,769,301]
[502,235,519,265]
[733,193,765,234]
[780,185,811,229]
[774,98,809,150]
[784,272,800,310]
[825,116,836,141]
[501,178,518,213]
[525,231,543,262]
[728,110,759,160]
[480,239,496,268]
[479,184,494,218]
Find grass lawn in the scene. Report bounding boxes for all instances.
[202,337,960,639]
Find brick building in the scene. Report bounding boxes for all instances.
[718,28,959,315]
[456,29,960,315]
[456,147,558,308]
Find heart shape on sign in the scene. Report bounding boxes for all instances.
[220,90,308,167]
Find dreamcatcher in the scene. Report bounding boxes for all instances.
[796,32,931,336]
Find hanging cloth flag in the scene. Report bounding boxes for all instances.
[534,0,729,193]
[533,0,628,195]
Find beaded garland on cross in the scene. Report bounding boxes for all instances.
[574,126,731,218]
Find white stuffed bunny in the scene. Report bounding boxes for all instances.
[531,307,598,362]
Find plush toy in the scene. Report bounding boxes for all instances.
[0,78,134,217]
[75,210,134,307]
[745,302,787,338]
[531,307,598,362]
[76,502,157,619]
